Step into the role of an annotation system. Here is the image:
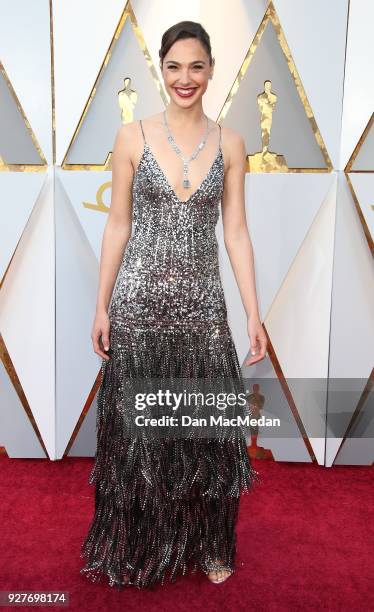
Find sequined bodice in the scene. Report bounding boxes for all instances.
[109,137,228,325]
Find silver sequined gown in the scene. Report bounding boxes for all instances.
[80,120,259,589]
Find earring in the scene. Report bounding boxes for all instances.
[209,75,213,80]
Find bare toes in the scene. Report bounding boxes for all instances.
[207,563,232,584]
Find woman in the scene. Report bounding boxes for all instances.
[80,20,267,589]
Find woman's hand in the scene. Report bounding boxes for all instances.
[91,309,111,361]
[244,315,268,366]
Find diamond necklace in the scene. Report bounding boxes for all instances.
[163,109,212,189]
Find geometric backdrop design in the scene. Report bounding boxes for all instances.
[0,0,372,465]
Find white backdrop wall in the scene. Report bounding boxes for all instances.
[0,0,373,464]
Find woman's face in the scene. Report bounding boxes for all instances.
[161,37,214,106]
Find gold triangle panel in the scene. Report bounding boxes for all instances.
[62,1,167,170]
[218,2,332,173]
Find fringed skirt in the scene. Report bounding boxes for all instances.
[80,319,259,589]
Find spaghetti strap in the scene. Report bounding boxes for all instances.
[139,119,146,143]
[218,123,222,146]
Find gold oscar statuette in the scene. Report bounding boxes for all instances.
[248,80,287,172]
[247,383,274,460]
[118,76,138,124]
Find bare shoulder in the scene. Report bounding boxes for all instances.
[139,112,164,127]
[112,120,144,167]
[220,125,246,169]
[144,111,163,121]
[113,121,141,149]
[221,125,245,151]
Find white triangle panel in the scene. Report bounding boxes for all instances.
[217,172,333,365]
[264,174,338,463]
[54,0,132,163]
[57,170,111,261]
[0,1,52,163]
[0,174,46,281]
[339,0,374,169]
[198,0,268,117]
[0,360,46,458]
[325,173,374,466]
[0,169,55,458]
[55,175,101,459]
[273,0,349,168]
[68,395,98,457]
[264,174,337,377]
[348,172,374,244]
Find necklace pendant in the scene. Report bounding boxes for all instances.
[183,178,190,189]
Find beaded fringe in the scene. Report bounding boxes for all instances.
[80,322,260,589]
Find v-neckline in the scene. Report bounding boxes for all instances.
[141,141,223,205]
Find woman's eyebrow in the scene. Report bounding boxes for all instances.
[165,60,206,65]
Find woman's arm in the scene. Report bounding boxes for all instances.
[221,129,267,366]
[92,123,135,360]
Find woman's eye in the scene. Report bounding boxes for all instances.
[167,65,203,70]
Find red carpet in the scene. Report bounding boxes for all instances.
[0,455,373,611]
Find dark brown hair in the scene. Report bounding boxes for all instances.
[159,21,213,67]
